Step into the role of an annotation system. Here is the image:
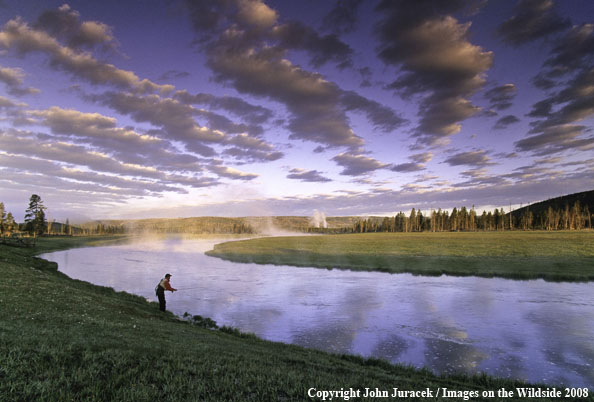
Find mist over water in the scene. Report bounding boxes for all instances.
[42,237,594,389]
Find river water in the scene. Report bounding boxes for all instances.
[41,237,594,389]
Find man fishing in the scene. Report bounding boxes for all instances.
[156,273,177,312]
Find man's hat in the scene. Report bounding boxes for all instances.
[165,273,172,277]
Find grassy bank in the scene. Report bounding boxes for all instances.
[1,236,587,401]
[206,231,594,281]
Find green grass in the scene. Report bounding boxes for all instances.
[1,236,592,401]
[206,231,594,281]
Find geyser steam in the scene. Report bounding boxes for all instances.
[310,210,327,228]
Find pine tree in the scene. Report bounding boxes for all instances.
[451,208,458,231]
[0,202,5,234]
[5,212,16,233]
[24,194,47,237]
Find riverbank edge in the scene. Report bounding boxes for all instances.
[205,232,594,282]
[1,236,588,401]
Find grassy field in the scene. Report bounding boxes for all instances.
[2,236,589,401]
[206,231,594,281]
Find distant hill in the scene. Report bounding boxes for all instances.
[511,189,594,220]
[508,189,593,230]
[65,190,593,235]
[77,216,364,235]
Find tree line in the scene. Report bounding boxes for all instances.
[0,194,48,236]
[1,194,51,237]
[3,194,592,237]
[353,201,593,233]
[1,194,83,237]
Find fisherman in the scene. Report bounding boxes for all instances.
[155,273,177,312]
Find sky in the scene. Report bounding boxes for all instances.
[0,0,593,222]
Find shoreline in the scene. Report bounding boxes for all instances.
[1,235,590,401]
[206,231,594,282]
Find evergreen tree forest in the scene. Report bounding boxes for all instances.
[2,190,593,237]
[353,200,593,233]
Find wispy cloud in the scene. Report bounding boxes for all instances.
[493,114,520,130]
[484,84,517,111]
[0,13,172,94]
[332,152,388,176]
[390,152,433,173]
[321,0,363,35]
[0,64,39,96]
[519,22,594,156]
[287,168,332,182]
[498,0,570,46]
[444,150,495,167]
[375,1,492,148]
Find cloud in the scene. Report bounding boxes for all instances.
[186,0,353,69]
[0,152,189,196]
[497,0,570,46]
[523,37,594,156]
[0,95,20,108]
[357,67,373,88]
[410,152,433,163]
[90,90,284,163]
[414,174,439,182]
[0,64,39,96]
[531,73,557,90]
[195,108,263,137]
[375,2,493,147]
[390,162,425,172]
[207,42,364,149]
[484,84,516,110]
[134,169,594,218]
[223,133,283,162]
[535,157,562,164]
[444,150,494,167]
[340,90,407,132]
[322,0,363,35]
[528,23,594,93]
[271,21,353,68]
[159,70,190,81]
[28,106,164,150]
[0,128,218,189]
[415,97,481,142]
[502,164,562,181]
[2,99,264,190]
[33,4,116,51]
[544,24,594,76]
[89,91,223,156]
[287,168,332,182]
[515,124,594,156]
[236,0,278,29]
[493,114,520,130]
[186,0,367,154]
[390,152,433,172]
[0,14,172,94]
[174,90,273,125]
[332,152,388,176]
[452,172,509,188]
[206,161,258,180]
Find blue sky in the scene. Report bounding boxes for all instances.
[0,0,593,221]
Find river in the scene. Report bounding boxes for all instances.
[41,236,594,389]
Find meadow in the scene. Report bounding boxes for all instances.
[206,231,594,281]
[2,236,586,401]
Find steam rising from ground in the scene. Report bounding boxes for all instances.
[310,210,327,228]
[246,216,306,236]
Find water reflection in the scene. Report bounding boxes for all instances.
[42,237,594,388]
